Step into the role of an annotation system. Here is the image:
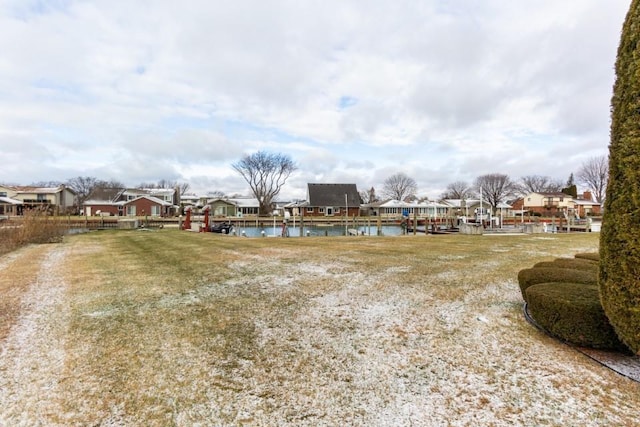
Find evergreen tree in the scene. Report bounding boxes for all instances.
[600,0,640,354]
[561,184,578,198]
[565,173,575,188]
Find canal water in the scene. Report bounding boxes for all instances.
[229,224,404,237]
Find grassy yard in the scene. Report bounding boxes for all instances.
[1,230,638,426]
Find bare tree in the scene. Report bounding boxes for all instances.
[545,178,565,193]
[66,176,98,206]
[31,180,63,187]
[517,175,564,195]
[440,181,475,200]
[179,182,190,195]
[474,173,517,210]
[381,173,417,201]
[95,179,125,189]
[360,187,379,204]
[136,179,190,195]
[576,155,608,202]
[65,177,124,211]
[232,151,297,215]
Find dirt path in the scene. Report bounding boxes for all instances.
[0,244,53,341]
[0,243,70,425]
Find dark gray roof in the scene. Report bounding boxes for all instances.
[307,183,361,206]
[85,187,124,203]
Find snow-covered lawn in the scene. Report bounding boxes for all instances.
[0,231,637,426]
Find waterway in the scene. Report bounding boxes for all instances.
[230,224,404,237]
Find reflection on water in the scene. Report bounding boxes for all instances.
[230,224,403,237]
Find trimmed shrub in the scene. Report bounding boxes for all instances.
[526,283,627,351]
[518,267,597,302]
[574,252,599,262]
[533,258,599,272]
[600,0,640,355]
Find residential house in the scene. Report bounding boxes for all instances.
[573,191,602,216]
[180,193,208,212]
[120,188,179,206]
[302,183,361,217]
[511,191,601,218]
[0,196,21,216]
[441,199,514,222]
[122,195,173,217]
[0,184,76,215]
[573,198,601,217]
[0,185,22,215]
[207,197,260,217]
[375,199,450,220]
[82,188,123,216]
[208,198,237,217]
[83,187,179,217]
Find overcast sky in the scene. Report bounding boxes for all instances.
[0,0,632,200]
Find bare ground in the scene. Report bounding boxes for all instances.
[1,233,639,426]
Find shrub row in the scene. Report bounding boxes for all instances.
[518,256,627,352]
[518,267,597,302]
[526,283,627,351]
[532,257,598,272]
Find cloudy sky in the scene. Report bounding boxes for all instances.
[0,0,631,200]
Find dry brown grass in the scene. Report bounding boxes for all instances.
[0,211,66,256]
[1,230,639,426]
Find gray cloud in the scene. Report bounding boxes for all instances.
[0,0,631,199]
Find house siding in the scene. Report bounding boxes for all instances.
[7,186,77,215]
[303,206,360,217]
[83,187,178,217]
[305,183,361,217]
[85,204,120,216]
[516,192,601,217]
[124,198,169,217]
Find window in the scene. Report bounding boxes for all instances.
[37,194,47,201]
[241,207,258,215]
[319,207,325,214]
[151,205,161,216]
[126,205,136,216]
[0,192,6,197]
[306,207,313,213]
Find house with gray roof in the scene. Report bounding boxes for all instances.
[302,183,361,217]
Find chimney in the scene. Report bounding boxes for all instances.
[583,191,593,201]
[174,185,181,207]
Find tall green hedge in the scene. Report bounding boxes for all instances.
[600,0,640,355]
